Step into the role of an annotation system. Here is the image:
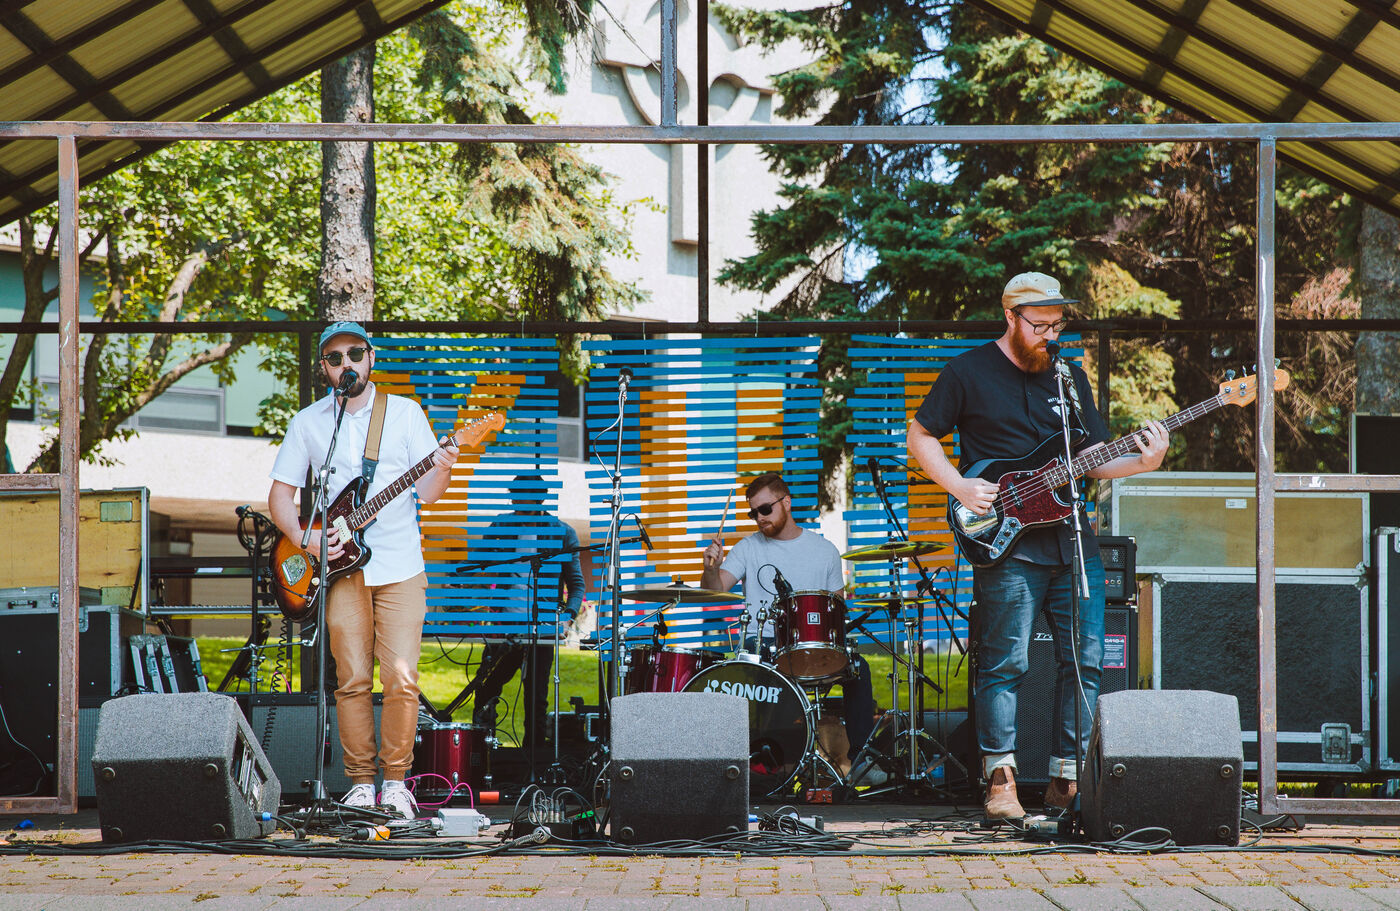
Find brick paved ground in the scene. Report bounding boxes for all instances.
[6,806,1400,909]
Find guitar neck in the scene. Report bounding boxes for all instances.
[346,450,440,529]
[1065,394,1226,480]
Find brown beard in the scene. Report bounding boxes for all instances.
[1009,326,1052,373]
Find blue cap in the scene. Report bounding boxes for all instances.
[319,321,371,351]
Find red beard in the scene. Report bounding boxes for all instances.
[1009,327,1052,374]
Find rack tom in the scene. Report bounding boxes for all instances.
[772,590,848,681]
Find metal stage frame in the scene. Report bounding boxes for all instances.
[3,2,1400,820]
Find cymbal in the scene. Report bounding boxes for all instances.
[851,596,939,607]
[621,584,744,604]
[841,540,946,561]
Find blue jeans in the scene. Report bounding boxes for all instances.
[972,553,1105,778]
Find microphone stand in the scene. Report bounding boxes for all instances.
[1050,344,1090,816]
[300,383,352,816]
[605,370,632,706]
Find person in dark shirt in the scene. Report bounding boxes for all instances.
[467,475,585,749]
[906,272,1168,819]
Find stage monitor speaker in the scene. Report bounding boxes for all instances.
[609,692,748,845]
[1008,604,1137,787]
[91,693,280,842]
[1083,689,1243,846]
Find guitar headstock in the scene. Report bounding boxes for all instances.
[452,412,506,448]
[1218,367,1290,407]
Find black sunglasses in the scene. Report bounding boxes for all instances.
[321,346,370,367]
[748,495,790,520]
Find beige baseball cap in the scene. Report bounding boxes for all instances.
[1002,272,1078,309]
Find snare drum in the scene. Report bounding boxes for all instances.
[412,720,488,796]
[625,644,722,693]
[682,659,813,796]
[772,590,848,681]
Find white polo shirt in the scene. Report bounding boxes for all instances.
[270,384,439,587]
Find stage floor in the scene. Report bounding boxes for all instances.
[6,803,1400,909]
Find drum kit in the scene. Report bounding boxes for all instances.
[612,537,960,799]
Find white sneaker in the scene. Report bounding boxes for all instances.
[849,757,890,788]
[380,780,418,819]
[341,782,377,808]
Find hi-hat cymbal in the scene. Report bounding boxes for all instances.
[841,540,946,561]
[621,584,745,604]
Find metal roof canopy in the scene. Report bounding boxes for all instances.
[971,0,1400,217]
[0,0,447,226]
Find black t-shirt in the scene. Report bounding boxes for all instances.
[914,341,1110,565]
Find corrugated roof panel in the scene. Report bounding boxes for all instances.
[68,8,208,87]
[1351,29,1400,89]
[1321,68,1400,122]
[22,0,128,37]
[971,0,1400,216]
[0,0,446,224]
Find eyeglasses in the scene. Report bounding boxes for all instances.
[321,346,370,367]
[748,495,790,520]
[1015,310,1070,336]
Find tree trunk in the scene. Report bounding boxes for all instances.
[1356,203,1400,416]
[317,44,376,322]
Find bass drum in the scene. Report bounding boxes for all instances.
[681,660,812,796]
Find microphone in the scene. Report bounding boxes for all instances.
[336,368,359,395]
[618,367,634,389]
[867,456,884,492]
[772,568,793,600]
[633,515,653,551]
[1045,341,1061,359]
[235,504,251,518]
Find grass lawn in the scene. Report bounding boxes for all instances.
[197,636,969,747]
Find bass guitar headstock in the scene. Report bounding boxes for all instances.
[1218,366,1290,407]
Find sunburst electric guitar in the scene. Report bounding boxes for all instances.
[948,368,1290,568]
[272,412,504,621]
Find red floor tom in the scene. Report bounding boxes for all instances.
[772,590,848,682]
[412,720,488,797]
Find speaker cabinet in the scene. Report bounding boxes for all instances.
[1083,690,1243,846]
[1006,605,1137,786]
[91,693,280,842]
[1154,572,1368,773]
[245,693,382,797]
[609,692,748,845]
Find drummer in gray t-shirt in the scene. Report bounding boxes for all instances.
[700,472,883,786]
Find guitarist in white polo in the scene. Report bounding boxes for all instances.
[268,321,459,818]
[906,273,1168,821]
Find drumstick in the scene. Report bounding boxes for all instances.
[710,489,734,568]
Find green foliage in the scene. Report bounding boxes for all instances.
[718,2,1358,476]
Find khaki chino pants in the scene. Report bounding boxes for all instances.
[326,570,428,783]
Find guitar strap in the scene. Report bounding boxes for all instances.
[361,390,388,484]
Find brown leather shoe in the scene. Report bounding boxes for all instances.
[983,766,1026,820]
[1044,776,1077,809]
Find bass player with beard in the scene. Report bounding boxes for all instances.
[905,272,1168,820]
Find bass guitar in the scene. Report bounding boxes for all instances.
[948,368,1289,568]
[272,411,505,621]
